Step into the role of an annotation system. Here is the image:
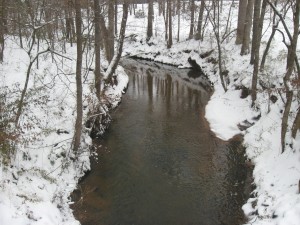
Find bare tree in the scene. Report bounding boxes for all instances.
[280,0,300,152]
[240,0,254,55]
[195,0,205,41]
[177,0,181,41]
[94,0,102,101]
[115,0,118,35]
[64,0,75,46]
[147,0,154,41]
[207,0,227,92]
[167,0,172,48]
[251,0,267,104]
[107,0,115,62]
[236,0,247,44]
[105,1,129,83]
[73,0,83,153]
[0,0,5,62]
[260,3,279,71]
[189,0,195,39]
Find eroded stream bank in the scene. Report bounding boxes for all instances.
[72,58,252,225]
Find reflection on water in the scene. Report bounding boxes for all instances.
[72,58,250,225]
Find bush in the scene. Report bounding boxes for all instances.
[0,87,17,165]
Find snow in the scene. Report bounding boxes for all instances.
[1,2,299,225]
[0,37,128,224]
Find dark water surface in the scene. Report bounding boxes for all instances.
[72,58,250,225]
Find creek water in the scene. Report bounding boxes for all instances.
[72,58,251,225]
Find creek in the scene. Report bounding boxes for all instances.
[72,58,251,225]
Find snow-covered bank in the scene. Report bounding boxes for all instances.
[0,38,128,225]
[123,2,300,225]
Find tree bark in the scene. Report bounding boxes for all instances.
[251,0,266,104]
[115,0,118,35]
[236,0,247,44]
[281,0,300,152]
[195,0,205,41]
[177,0,180,42]
[147,0,154,41]
[240,0,254,55]
[189,0,195,39]
[73,0,83,153]
[292,106,300,138]
[94,0,102,101]
[167,0,172,48]
[260,11,278,71]
[0,0,5,62]
[105,1,129,83]
[164,0,168,41]
[107,0,115,62]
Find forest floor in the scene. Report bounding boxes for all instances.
[0,2,299,225]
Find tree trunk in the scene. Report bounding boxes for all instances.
[147,0,154,41]
[167,0,172,48]
[99,14,111,61]
[195,0,205,41]
[251,0,266,104]
[250,0,263,64]
[164,0,168,41]
[236,0,247,44]
[73,0,83,153]
[260,11,278,71]
[115,0,118,35]
[0,0,5,62]
[189,0,195,39]
[94,0,102,101]
[281,0,300,153]
[105,2,129,83]
[107,0,115,62]
[177,0,180,42]
[240,0,254,55]
[65,0,75,46]
[292,106,300,138]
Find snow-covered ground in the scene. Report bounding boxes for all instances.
[0,2,299,225]
[0,37,128,224]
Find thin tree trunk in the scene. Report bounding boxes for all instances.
[99,14,111,61]
[260,12,278,71]
[195,0,205,41]
[147,0,154,41]
[189,0,195,39]
[15,48,50,126]
[250,0,262,65]
[167,0,172,48]
[241,0,254,55]
[251,0,266,104]
[105,2,129,83]
[281,0,300,152]
[292,106,300,138]
[94,0,102,101]
[177,0,180,42]
[17,12,23,48]
[73,0,83,153]
[164,0,168,41]
[0,0,4,62]
[108,0,115,62]
[115,0,118,35]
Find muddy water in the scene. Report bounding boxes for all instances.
[72,58,250,225]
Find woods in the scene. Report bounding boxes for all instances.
[0,0,299,180]
[0,1,300,225]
